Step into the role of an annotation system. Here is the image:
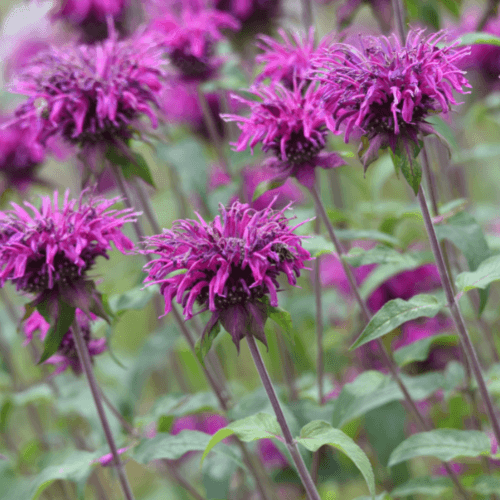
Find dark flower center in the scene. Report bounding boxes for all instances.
[169,44,214,78]
[15,245,103,294]
[270,129,326,164]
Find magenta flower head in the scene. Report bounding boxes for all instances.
[24,309,106,375]
[0,189,136,307]
[222,82,346,189]
[255,27,330,88]
[151,5,240,81]
[0,115,45,193]
[316,29,471,171]
[50,0,127,42]
[11,28,166,151]
[143,200,311,352]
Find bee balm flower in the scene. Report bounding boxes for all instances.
[316,29,471,169]
[0,190,137,297]
[143,200,311,351]
[222,82,346,189]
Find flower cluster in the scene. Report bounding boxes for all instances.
[0,190,136,296]
[23,309,106,375]
[12,30,166,148]
[255,28,327,87]
[315,29,471,169]
[0,116,45,192]
[152,6,239,80]
[223,83,346,188]
[143,200,310,351]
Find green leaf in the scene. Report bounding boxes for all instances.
[30,450,100,500]
[297,420,375,499]
[390,147,422,195]
[425,116,459,151]
[12,385,54,406]
[331,371,444,428]
[266,304,293,343]
[469,476,500,495]
[393,334,457,367]
[150,392,220,419]
[195,320,221,366]
[200,413,282,465]
[38,301,76,364]
[456,254,500,293]
[352,494,391,500]
[202,453,238,500]
[106,146,155,187]
[391,476,453,497]
[456,32,500,47]
[108,285,158,314]
[350,295,443,350]
[335,229,400,246]
[344,246,420,268]
[438,0,460,18]
[388,429,491,466]
[133,430,212,463]
[252,178,286,202]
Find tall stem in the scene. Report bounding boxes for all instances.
[313,215,324,405]
[71,319,135,500]
[391,0,407,42]
[417,186,500,445]
[246,334,322,500]
[309,184,471,499]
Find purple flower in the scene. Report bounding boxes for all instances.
[242,164,306,210]
[0,189,136,296]
[255,28,330,88]
[12,29,166,149]
[316,29,471,169]
[93,446,130,467]
[151,5,239,81]
[222,83,346,189]
[23,309,106,375]
[215,0,279,25]
[50,0,127,42]
[257,438,288,469]
[143,200,311,351]
[0,116,45,193]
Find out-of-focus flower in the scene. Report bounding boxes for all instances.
[23,309,106,375]
[242,164,306,210]
[315,29,471,170]
[151,5,239,81]
[12,29,167,149]
[143,200,311,351]
[257,438,288,469]
[255,27,330,88]
[434,462,465,476]
[215,0,279,26]
[223,83,346,189]
[161,80,224,139]
[0,115,45,192]
[50,0,130,43]
[0,190,136,296]
[93,446,130,466]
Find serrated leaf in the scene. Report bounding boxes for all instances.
[252,178,285,202]
[106,146,155,187]
[456,32,500,47]
[297,420,375,499]
[38,301,76,364]
[456,254,500,293]
[200,413,282,465]
[344,246,419,268]
[393,334,457,367]
[394,149,422,195]
[195,320,221,365]
[391,476,453,497]
[350,295,443,350]
[331,371,444,428]
[133,430,212,463]
[388,429,491,466]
